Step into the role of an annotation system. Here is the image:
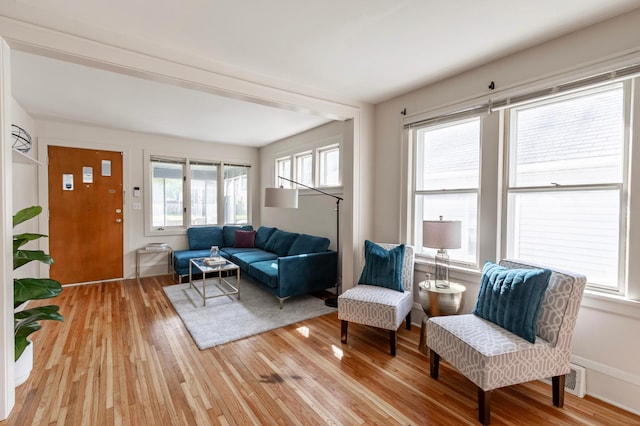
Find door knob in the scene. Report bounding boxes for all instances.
[115,218,122,223]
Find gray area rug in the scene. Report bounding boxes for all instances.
[163,279,336,350]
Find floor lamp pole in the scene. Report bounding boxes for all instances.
[275,176,343,307]
[324,198,340,308]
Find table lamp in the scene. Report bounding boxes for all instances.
[423,216,461,288]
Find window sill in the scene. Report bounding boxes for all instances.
[581,290,640,320]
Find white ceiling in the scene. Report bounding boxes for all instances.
[4,0,640,146]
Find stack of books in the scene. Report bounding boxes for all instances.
[204,256,226,266]
[145,242,169,251]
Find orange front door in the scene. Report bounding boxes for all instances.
[48,146,123,284]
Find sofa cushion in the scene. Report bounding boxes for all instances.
[254,226,277,250]
[264,230,299,257]
[223,225,253,247]
[222,247,261,257]
[187,226,224,250]
[174,249,211,273]
[231,250,278,271]
[288,234,330,256]
[248,260,279,289]
[234,230,256,248]
[473,261,552,343]
[358,240,405,292]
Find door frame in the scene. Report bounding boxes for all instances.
[38,137,129,281]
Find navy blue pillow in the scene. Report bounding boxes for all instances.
[254,226,277,249]
[473,261,552,343]
[358,241,405,292]
[263,230,300,257]
[288,234,330,256]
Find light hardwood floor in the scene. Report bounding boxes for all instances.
[2,275,639,425]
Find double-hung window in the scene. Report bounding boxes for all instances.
[413,117,480,266]
[504,83,628,293]
[149,155,250,233]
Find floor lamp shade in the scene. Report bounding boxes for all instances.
[265,187,299,208]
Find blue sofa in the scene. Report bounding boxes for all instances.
[173,225,337,307]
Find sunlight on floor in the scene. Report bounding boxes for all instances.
[331,345,343,360]
[296,326,310,337]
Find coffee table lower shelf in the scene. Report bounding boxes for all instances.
[189,258,241,306]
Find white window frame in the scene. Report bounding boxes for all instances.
[410,116,483,270]
[501,82,631,295]
[403,66,640,302]
[317,143,341,187]
[273,139,342,189]
[145,152,251,236]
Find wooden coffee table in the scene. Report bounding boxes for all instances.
[188,257,240,306]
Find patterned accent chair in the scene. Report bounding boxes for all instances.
[426,260,586,425]
[338,243,415,356]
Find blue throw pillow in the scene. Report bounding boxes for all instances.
[358,241,405,292]
[254,226,277,249]
[288,234,330,256]
[473,261,552,343]
[263,230,300,257]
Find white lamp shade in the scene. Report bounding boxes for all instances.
[423,220,461,249]
[265,187,299,208]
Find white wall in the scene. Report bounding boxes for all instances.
[11,99,39,279]
[374,10,640,414]
[35,118,259,278]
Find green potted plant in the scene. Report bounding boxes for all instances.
[13,206,63,386]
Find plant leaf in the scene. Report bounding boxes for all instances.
[14,278,62,307]
[13,233,47,251]
[14,305,63,331]
[15,322,40,361]
[14,250,53,270]
[13,206,42,228]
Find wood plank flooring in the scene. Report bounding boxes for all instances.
[2,275,639,425]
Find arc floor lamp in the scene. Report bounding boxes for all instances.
[265,176,343,307]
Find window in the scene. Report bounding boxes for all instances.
[274,142,341,188]
[319,144,340,187]
[276,157,292,188]
[413,117,480,265]
[224,165,249,224]
[406,65,640,299]
[151,158,185,227]
[505,83,627,293]
[148,155,250,231]
[190,162,217,225]
[295,152,313,186]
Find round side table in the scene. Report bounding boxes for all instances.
[418,280,466,356]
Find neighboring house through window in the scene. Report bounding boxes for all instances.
[148,154,250,233]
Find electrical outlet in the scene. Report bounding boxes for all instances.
[133,202,142,210]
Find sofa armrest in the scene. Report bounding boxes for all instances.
[277,251,337,298]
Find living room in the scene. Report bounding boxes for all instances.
[2,2,640,424]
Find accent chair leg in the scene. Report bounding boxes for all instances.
[341,320,348,343]
[405,311,412,330]
[389,330,397,356]
[478,387,491,425]
[552,375,566,407]
[429,349,439,379]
